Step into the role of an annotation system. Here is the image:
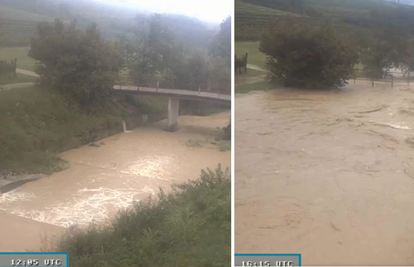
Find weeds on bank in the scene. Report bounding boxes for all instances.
[46,165,230,267]
[0,86,131,174]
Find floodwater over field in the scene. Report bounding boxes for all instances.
[0,112,230,250]
[235,80,414,265]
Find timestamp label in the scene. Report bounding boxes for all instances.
[235,254,301,266]
[0,252,68,267]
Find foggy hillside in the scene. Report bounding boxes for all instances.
[384,0,414,4]
[0,0,220,48]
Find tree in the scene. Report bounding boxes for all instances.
[359,37,395,79]
[356,7,408,78]
[122,14,177,87]
[29,19,124,109]
[209,17,231,65]
[260,20,358,88]
[122,14,230,96]
[401,38,414,76]
[206,57,231,94]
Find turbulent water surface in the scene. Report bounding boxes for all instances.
[235,80,414,265]
[0,112,230,251]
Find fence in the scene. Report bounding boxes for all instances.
[352,69,412,88]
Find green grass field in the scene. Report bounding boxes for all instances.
[235,41,266,69]
[0,73,37,85]
[0,46,37,71]
[235,41,268,92]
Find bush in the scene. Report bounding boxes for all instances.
[29,19,124,109]
[48,165,231,267]
[259,20,358,89]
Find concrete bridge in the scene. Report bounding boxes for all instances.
[6,69,231,132]
[113,85,231,132]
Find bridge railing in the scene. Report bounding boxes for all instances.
[113,84,231,101]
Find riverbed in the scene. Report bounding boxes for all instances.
[235,80,414,265]
[0,112,230,251]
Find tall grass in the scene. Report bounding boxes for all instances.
[46,165,231,267]
[0,86,149,174]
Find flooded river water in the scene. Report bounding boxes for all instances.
[235,80,414,265]
[0,112,230,251]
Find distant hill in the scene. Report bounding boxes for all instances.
[235,0,414,41]
[0,0,219,49]
[385,0,414,4]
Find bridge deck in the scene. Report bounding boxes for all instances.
[10,69,231,104]
[113,85,231,103]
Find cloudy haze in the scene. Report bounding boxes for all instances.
[94,0,232,23]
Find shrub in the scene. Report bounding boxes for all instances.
[29,19,124,109]
[259,20,358,89]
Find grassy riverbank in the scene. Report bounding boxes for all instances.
[0,85,229,175]
[45,165,231,267]
[0,86,164,175]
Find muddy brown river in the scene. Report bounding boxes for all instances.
[0,112,230,251]
[235,80,414,265]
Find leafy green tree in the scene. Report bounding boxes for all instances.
[209,17,231,65]
[260,20,358,88]
[359,39,394,79]
[356,7,409,78]
[122,14,178,87]
[29,19,124,109]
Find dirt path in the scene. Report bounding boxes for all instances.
[0,69,38,90]
[247,64,267,72]
[0,82,35,90]
[235,80,414,265]
[16,69,39,77]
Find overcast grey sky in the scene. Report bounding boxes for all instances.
[94,0,232,23]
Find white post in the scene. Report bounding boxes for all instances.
[122,120,127,132]
[166,97,179,132]
[142,114,148,123]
